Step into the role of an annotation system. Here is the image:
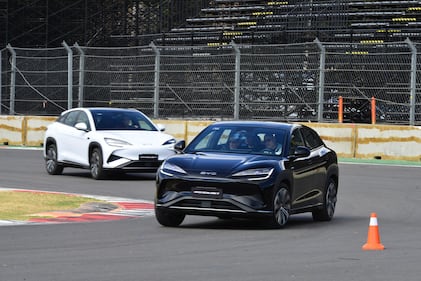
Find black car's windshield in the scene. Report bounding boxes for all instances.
[91,109,157,131]
[185,125,288,156]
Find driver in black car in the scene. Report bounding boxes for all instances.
[262,134,283,155]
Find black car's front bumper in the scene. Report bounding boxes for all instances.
[156,196,272,218]
[156,176,276,217]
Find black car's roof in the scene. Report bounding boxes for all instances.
[210,120,301,131]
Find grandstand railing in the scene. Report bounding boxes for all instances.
[1,39,420,125]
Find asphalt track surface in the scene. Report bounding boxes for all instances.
[1,148,421,281]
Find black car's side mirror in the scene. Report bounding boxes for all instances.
[174,140,186,152]
[289,146,311,160]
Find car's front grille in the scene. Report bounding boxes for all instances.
[125,160,162,168]
[174,199,243,211]
[115,160,163,170]
[164,181,261,197]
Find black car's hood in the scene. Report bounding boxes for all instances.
[168,152,279,177]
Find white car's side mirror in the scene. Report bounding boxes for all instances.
[157,124,165,132]
[75,122,88,131]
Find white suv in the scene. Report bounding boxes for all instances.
[43,107,177,179]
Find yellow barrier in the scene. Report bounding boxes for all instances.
[1,115,421,162]
[0,116,57,146]
[0,116,24,146]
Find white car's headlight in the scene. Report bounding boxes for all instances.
[104,137,132,147]
[161,162,187,175]
[162,138,176,146]
[232,168,274,181]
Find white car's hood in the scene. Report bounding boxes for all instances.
[95,130,174,146]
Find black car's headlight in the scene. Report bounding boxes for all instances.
[160,161,187,176]
[232,168,274,181]
[162,138,176,146]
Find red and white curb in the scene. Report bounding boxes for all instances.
[0,188,155,226]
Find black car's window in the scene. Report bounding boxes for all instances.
[216,129,233,146]
[185,125,287,156]
[289,128,305,155]
[301,127,324,149]
[194,129,220,150]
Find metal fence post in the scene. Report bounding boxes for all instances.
[74,43,85,108]
[405,38,416,126]
[314,38,326,122]
[0,49,2,115]
[6,44,16,115]
[62,41,73,109]
[150,42,160,118]
[231,41,240,120]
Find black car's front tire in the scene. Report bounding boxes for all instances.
[155,207,185,227]
[90,148,106,180]
[270,186,291,228]
[45,143,63,175]
[312,177,337,221]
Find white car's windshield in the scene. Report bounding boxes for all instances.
[91,110,157,131]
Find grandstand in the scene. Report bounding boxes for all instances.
[157,0,421,45]
[0,0,209,48]
[1,0,421,48]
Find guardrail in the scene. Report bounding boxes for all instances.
[1,115,421,162]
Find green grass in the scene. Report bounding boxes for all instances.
[0,191,103,221]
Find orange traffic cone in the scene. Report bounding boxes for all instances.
[362,212,385,250]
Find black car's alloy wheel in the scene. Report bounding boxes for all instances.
[312,177,337,221]
[271,186,291,228]
[90,148,105,180]
[45,143,63,175]
[155,208,186,227]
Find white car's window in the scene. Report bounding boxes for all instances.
[92,110,157,131]
[75,112,91,130]
[60,111,80,127]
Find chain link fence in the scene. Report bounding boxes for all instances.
[1,40,420,125]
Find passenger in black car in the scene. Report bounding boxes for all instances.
[227,133,242,150]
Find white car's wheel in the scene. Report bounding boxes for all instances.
[90,148,106,180]
[45,143,63,175]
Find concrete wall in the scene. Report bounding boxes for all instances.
[1,115,421,162]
